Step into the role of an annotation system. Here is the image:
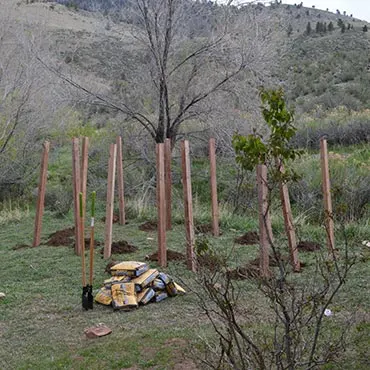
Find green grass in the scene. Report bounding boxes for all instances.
[0,205,369,369]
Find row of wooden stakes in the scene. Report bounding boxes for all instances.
[32,136,335,277]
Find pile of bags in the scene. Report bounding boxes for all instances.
[95,261,186,310]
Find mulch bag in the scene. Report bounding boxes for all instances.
[131,269,159,291]
[110,261,149,277]
[137,287,156,305]
[95,260,186,311]
[95,286,112,306]
[111,283,138,310]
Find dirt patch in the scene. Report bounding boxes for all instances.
[249,254,290,267]
[227,263,260,280]
[45,227,74,246]
[146,249,186,262]
[164,338,199,370]
[139,221,157,232]
[298,241,321,252]
[195,223,213,234]
[234,231,259,245]
[12,243,32,250]
[100,240,138,255]
[84,238,102,249]
[101,213,119,224]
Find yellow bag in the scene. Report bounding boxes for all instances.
[174,282,186,294]
[137,288,155,305]
[131,269,159,291]
[111,283,138,310]
[95,286,112,306]
[110,261,148,277]
[104,275,130,288]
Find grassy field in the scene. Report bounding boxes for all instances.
[0,198,369,369]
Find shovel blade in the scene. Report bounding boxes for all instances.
[87,285,93,309]
[82,286,89,310]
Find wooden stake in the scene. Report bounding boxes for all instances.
[156,143,167,267]
[320,138,335,253]
[181,140,196,272]
[277,160,300,272]
[257,164,270,278]
[32,141,50,247]
[209,138,220,237]
[72,138,82,255]
[164,138,172,230]
[104,143,117,259]
[80,136,89,247]
[116,136,126,225]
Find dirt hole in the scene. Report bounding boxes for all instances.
[139,221,157,232]
[146,249,185,262]
[234,231,259,245]
[12,244,32,250]
[297,241,321,252]
[45,227,74,246]
[100,240,138,255]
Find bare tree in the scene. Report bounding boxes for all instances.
[37,0,276,147]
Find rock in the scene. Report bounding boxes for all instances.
[0,292,5,300]
[84,324,112,339]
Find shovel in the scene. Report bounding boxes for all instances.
[80,192,89,310]
[87,191,96,309]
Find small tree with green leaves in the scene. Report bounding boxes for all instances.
[232,88,302,184]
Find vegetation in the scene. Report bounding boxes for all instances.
[0,0,369,368]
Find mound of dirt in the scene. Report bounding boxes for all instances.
[249,253,290,267]
[101,213,120,224]
[46,227,74,246]
[195,223,213,234]
[12,244,32,250]
[84,238,102,249]
[146,250,185,262]
[139,221,157,232]
[227,264,260,280]
[297,241,321,252]
[100,240,138,254]
[234,231,259,245]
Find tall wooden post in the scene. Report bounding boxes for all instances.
[164,138,172,230]
[209,138,220,237]
[32,141,50,247]
[116,136,126,225]
[104,143,117,259]
[257,164,270,278]
[72,138,82,255]
[320,138,335,253]
[181,140,196,272]
[277,160,300,272]
[156,143,167,267]
[80,136,89,247]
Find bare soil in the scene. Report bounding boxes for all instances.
[195,223,213,234]
[12,244,32,250]
[234,231,259,245]
[45,227,74,246]
[100,240,138,255]
[101,213,120,224]
[139,221,157,232]
[298,240,321,252]
[146,250,185,262]
[227,264,260,280]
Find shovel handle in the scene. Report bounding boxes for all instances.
[79,192,86,287]
[89,191,96,285]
